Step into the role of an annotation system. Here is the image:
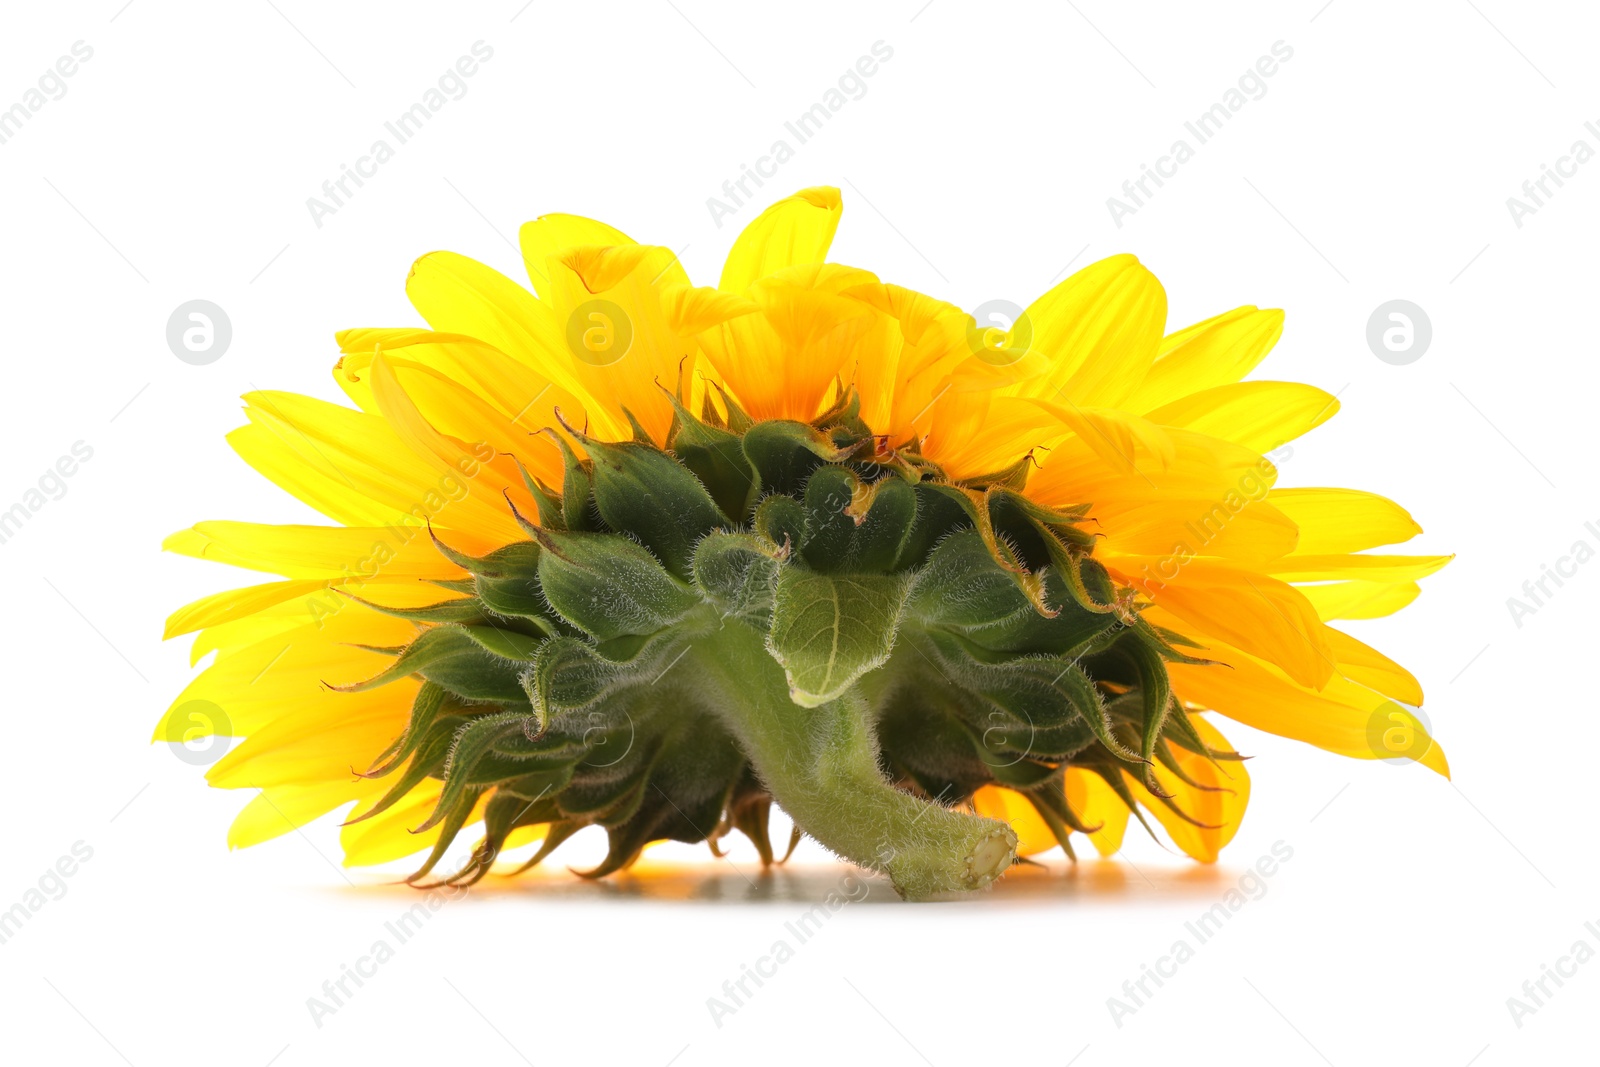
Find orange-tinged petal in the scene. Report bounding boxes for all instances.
[1119,558,1335,690]
[971,786,1057,857]
[546,245,701,443]
[1093,497,1300,564]
[694,263,886,421]
[1162,626,1448,776]
[1064,767,1130,857]
[1123,716,1250,862]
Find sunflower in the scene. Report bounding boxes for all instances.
[158,185,1448,899]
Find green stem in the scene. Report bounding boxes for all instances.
[690,621,1016,899]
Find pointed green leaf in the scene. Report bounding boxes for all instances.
[331,625,528,705]
[525,630,688,730]
[741,419,850,496]
[664,389,761,523]
[458,623,543,663]
[582,438,727,578]
[535,529,700,640]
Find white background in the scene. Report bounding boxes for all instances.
[1,1,1594,1064]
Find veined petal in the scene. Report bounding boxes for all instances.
[367,354,530,542]
[164,579,330,639]
[1117,558,1336,689]
[1024,398,1177,476]
[1143,381,1339,454]
[1014,254,1167,409]
[1125,307,1284,413]
[718,186,842,294]
[1300,580,1422,620]
[405,251,619,436]
[547,244,701,442]
[1160,619,1448,777]
[1093,497,1300,564]
[227,783,367,850]
[1062,767,1131,857]
[694,263,886,421]
[1267,488,1422,554]
[163,521,483,579]
[1266,553,1453,583]
[335,329,580,486]
[1325,626,1424,706]
[1124,716,1249,863]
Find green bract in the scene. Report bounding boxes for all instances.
[344,388,1223,899]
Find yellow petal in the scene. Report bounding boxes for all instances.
[1125,307,1284,413]
[718,186,842,293]
[228,783,365,850]
[694,264,886,421]
[405,251,618,436]
[518,212,689,301]
[1015,254,1167,409]
[1143,381,1339,455]
[1266,553,1453,583]
[366,354,529,542]
[163,521,485,578]
[229,390,524,537]
[340,786,492,868]
[546,245,702,443]
[1300,580,1421,620]
[208,693,406,789]
[1267,488,1422,554]
[1325,626,1424,706]
[1162,625,1448,776]
[1094,497,1299,565]
[1124,716,1250,862]
[1063,767,1130,857]
[164,579,328,639]
[1119,559,1335,689]
[971,786,1057,857]
[1024,398,1177,477]
[335,329,577,486]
